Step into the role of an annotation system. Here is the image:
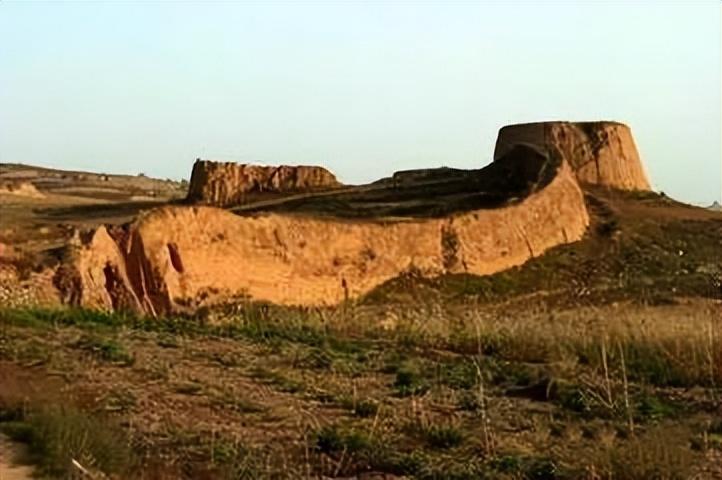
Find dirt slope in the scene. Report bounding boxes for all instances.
[0,434,34,480]
[494,121,651,191]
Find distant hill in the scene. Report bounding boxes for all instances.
[0,163,186,201]
[709,201,722,212]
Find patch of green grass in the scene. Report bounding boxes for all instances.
[488,359,539,387]
[338,396,378,418]
[313,424,408,475]
[574,335,719,389]
[0,406,23,423]
[634,393,680,421]
[370,446,491,479]
[601,436,698,480]
[314,425,372,455]
[154,427,276,479]
[299,346,335,370]
[72,334,134,365]
[709,433,722,450]
[417,423,465,450]
[491,454,523,473]
[210,392,266,414]
[156,333,180,348]
[227,310,375,364]
[373,449,428,476]
[414,461,488,480]
[456,390,482,412]
[407,423,465,450]
[439,272,525,299]
[524,457,561,479]
[0,307,132,330]
[211,440,265,479]
[554,383,593,414]
[229,312,327,347]
[9,303,714,390]
[249,366,305,394]
[11,339,53,365]
[0,309,49,330]
[353,399,379,418]
[0,306,206,338]
[311,425,451,478]
[549,381,621,420]
[620,341,706,388]
[1,420,34,443]
[393,361,430,397]
[312,423,491,478]
[709,418,722,434]
[437,358,478,390]
[491,454,562,479]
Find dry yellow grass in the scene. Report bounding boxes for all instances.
[0,298,720,479]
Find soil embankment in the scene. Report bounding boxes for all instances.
[61,146,590,313]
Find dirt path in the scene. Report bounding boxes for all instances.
[0,434,34,480]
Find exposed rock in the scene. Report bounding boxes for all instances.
[186,160,341,207]
[494,121,651,191]
[54,227,143,312]
[61,146,590,314]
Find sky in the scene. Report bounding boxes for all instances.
[0,2,720,205]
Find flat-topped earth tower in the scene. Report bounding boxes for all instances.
[494,121,651,191]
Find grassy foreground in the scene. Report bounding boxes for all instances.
[0,300,720,479]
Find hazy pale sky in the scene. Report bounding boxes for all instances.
[1,2,720,204]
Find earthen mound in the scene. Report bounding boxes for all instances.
[0,180,44,199]
[494,121,651,191]
[186,160,341,207]
[61,145,590,314]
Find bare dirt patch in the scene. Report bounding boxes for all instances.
[0,433,35,480]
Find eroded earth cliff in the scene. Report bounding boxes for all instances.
[5,120,665,315]
[494,121,651,191]
[58,145,590,314]
[186,160,341,207]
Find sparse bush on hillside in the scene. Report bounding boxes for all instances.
[1,406,134,478]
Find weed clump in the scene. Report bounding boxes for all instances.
[338,396,379,417]
[1,406,134,477]
[314,425,372,455]
[72,334,134,365]
[419,423,465,449]
[393,362,430,397]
